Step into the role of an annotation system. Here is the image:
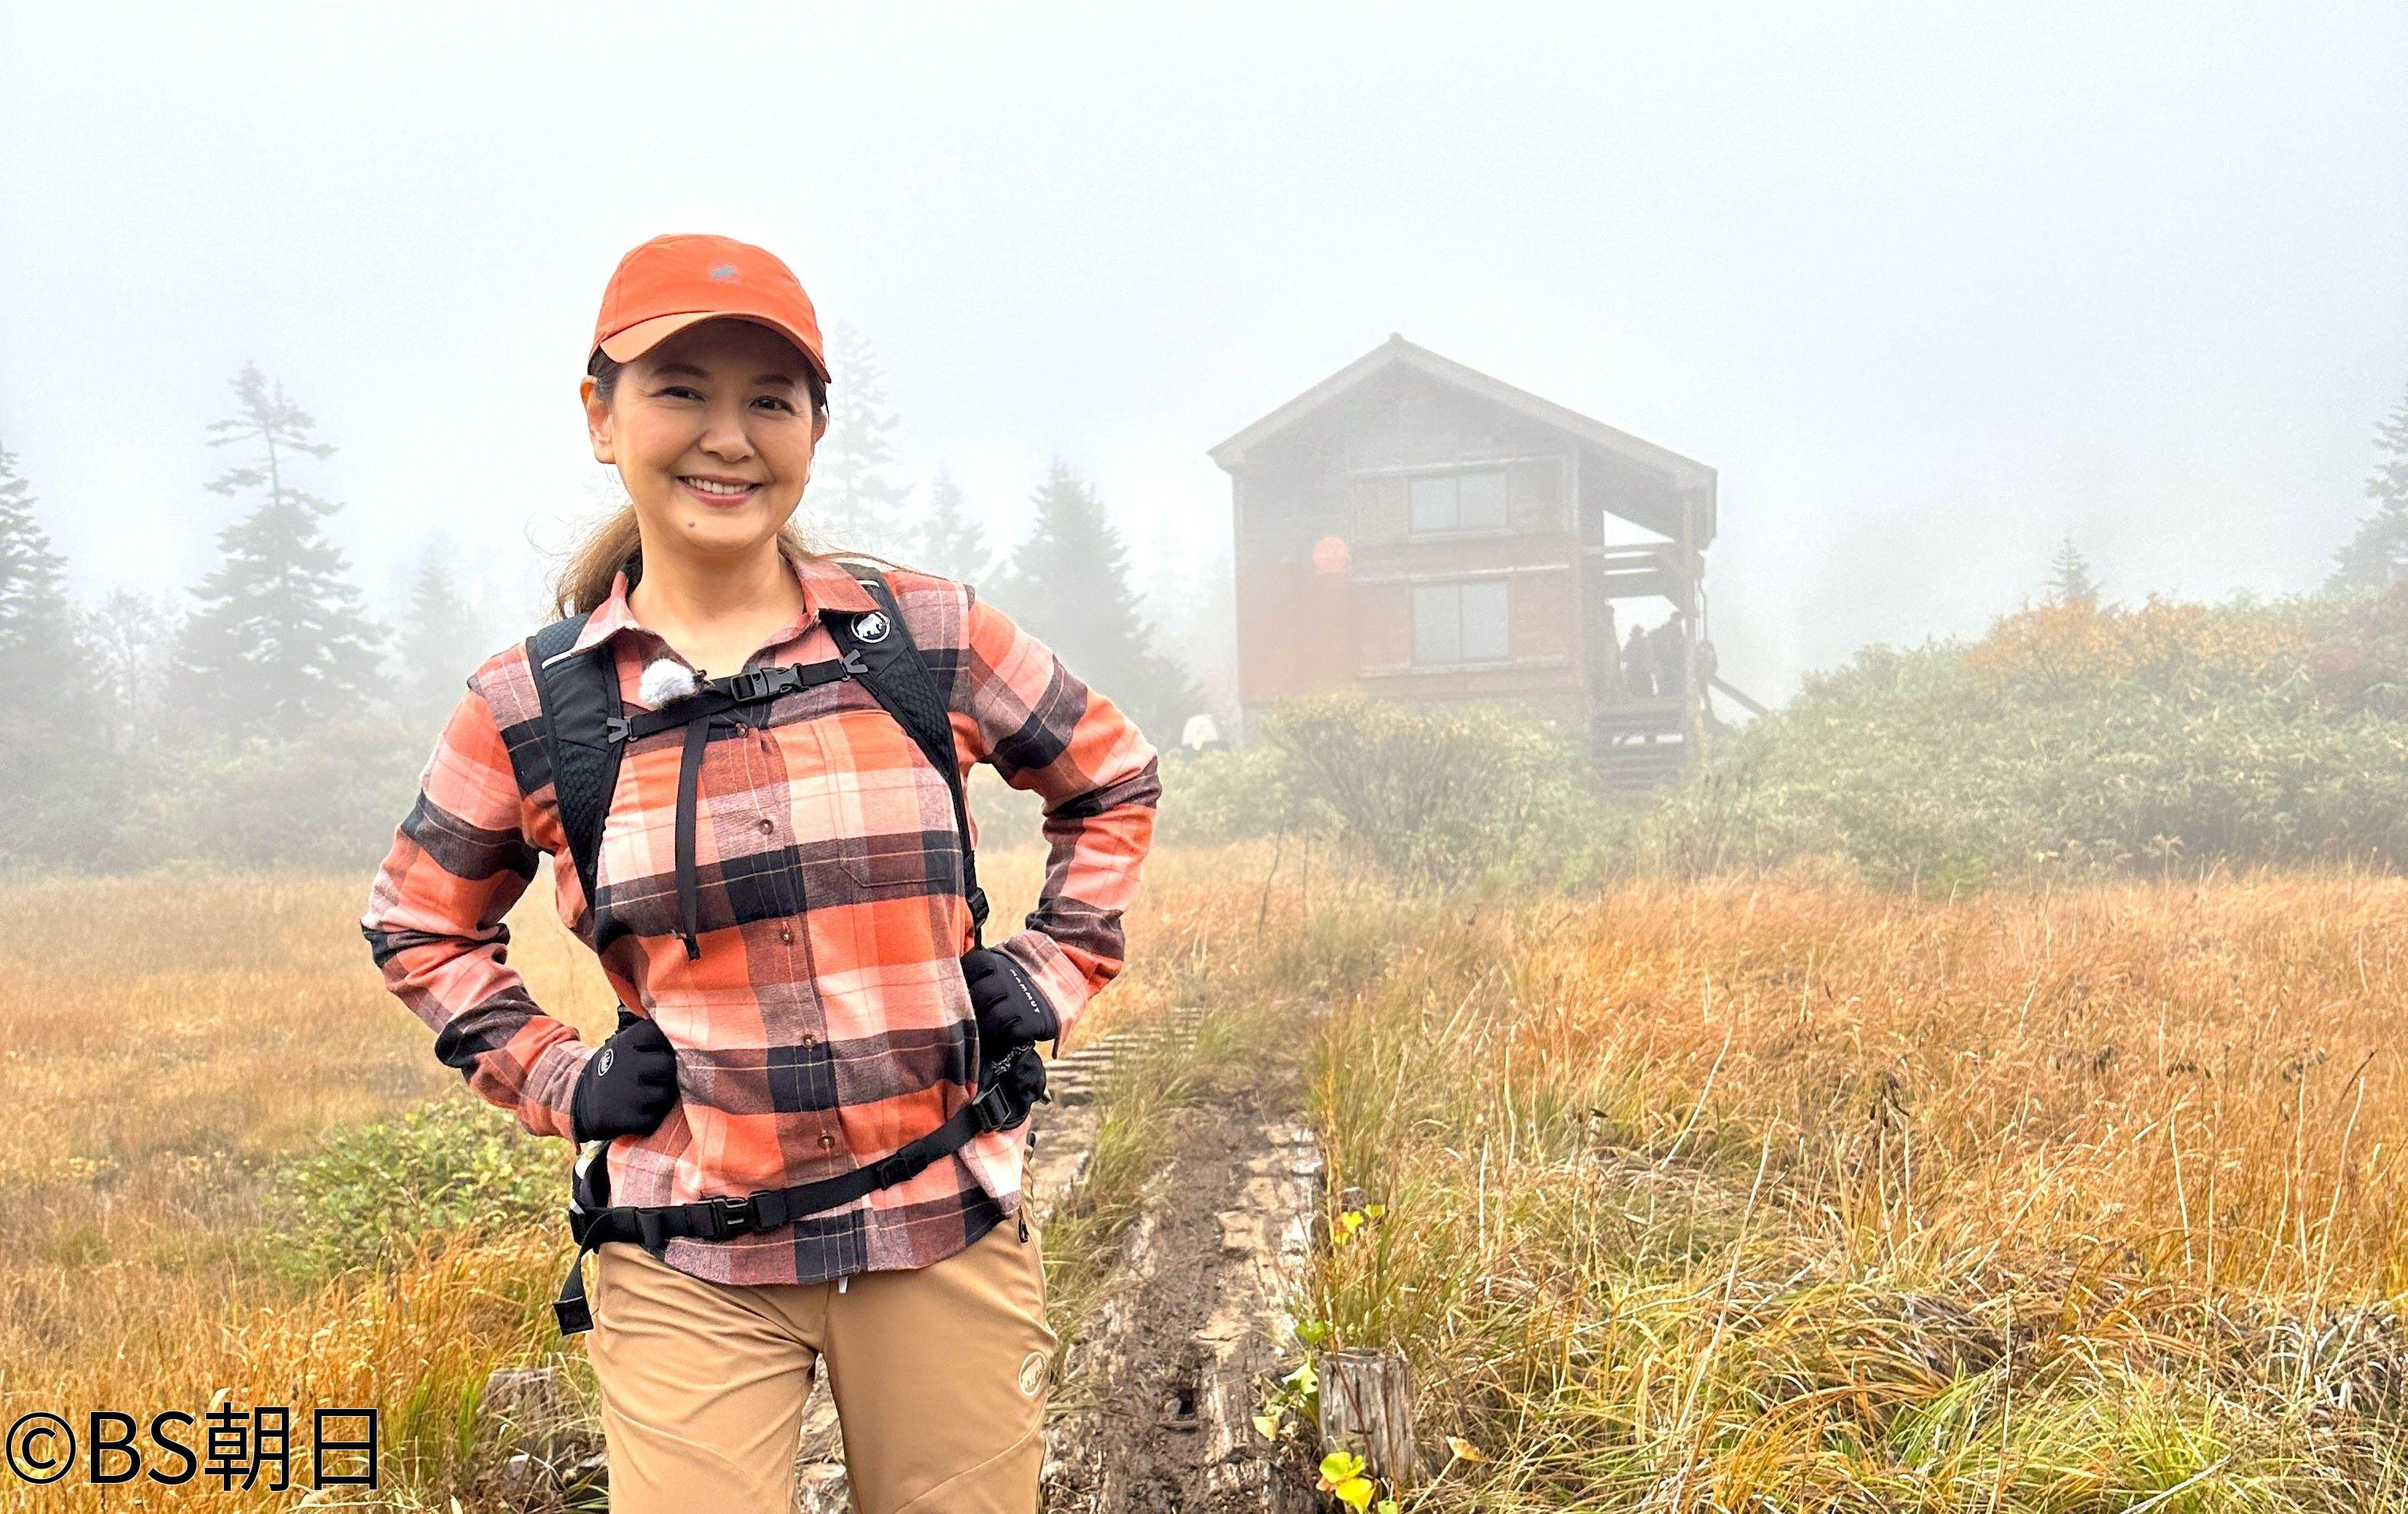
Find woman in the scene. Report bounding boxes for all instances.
[358,232,1163,1512]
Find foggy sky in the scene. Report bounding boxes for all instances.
[3,2,2402,702]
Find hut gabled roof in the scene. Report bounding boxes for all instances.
[1206,333,1716,498]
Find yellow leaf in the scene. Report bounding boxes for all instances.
[1446,1434,1490,1463]
[1319,1449,1365,1489]
[1335,1474,1376,1511]
[1253,1411,1282,1440]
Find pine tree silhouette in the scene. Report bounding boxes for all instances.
[2329,380,2408,593]
[167,362,385,745]
[393,533,491,734]
[805,321,913,557]
[2047,532,2101,607]
[990,458,1202,742]
[0,438,90,703]
[912,466,994,585]
[0,440,123,870]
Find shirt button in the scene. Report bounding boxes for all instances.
[818,1133,835,1150]
[758,816,774,833]
[780,927,794,945]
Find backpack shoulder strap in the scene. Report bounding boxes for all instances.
[822,568,991,945]
[522,612,624,917]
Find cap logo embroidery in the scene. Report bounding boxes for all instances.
[708,262,741,282]
[854,610,890,644]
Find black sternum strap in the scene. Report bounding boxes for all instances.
[619,654,859,961]
[674,714,712,960]
[608,654,862,746]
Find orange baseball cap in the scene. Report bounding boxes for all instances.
[588,233,831,388]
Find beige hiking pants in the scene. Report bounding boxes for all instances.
[584,1215,1056,1512]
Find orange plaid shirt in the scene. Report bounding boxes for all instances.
[359,552,1162,1284]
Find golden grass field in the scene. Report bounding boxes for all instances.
[2,847,2405,1509]
[1303,867,2408,1509]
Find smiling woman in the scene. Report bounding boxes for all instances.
[356,232,1163,1514]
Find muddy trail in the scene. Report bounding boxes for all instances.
[1038,1026,1320,1512]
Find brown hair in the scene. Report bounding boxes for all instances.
[550,350,905,619]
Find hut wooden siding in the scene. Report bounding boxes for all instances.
[1210,335,1718,776]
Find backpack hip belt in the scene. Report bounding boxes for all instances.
[549,1041,1048,1335]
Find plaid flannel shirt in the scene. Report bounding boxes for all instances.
[359,553,1163,1284]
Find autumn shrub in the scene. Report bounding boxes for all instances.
[1652,590,2408,886]
[255,1096,562,1286]
[1258,690,1620,893]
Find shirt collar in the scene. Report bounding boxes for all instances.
[564,550,880,659]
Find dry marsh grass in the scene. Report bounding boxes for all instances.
[10,847,2404,1510]
[1300,867,2408,1510]
[0,844,1222,1510]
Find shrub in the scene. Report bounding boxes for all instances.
[1151,742,1292,846]
[1651,592,2408,888]
[108,715,427,872]
[255,1097,563,1286]
[1258,690,1616,892]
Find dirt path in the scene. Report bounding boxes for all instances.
[1038,1014,1320,1513]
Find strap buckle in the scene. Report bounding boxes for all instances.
[839,647,869,675]
[700,1194,758,1240]
[970,1049,1036,1133]
[726,665,799,705]
[603,714,633,745]
[870,1150,923,1190]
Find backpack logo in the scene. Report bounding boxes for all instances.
[854,609,891,644]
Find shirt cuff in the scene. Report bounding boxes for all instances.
[995,928,1097,1048]
[523,1035,599,1141]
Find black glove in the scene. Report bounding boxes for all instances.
[960,947,1060,1058]
[569,1013,681,1144]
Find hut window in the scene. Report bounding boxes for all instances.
[1412,579,1511,666]
[1408,468,1509,534]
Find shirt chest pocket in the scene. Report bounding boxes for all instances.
[793,703,965,902]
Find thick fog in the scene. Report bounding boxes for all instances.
[2,2,2402,702]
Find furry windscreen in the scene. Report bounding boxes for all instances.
[639,657,699,707]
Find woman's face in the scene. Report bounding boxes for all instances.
[580,316,827,564]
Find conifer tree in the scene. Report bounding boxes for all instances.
[0,439,89,705]
[912,466,994,585]
[2047,533,2101,607]
[2329,379,2408,593]
[0,441,122,870]
[991,459,1203,742]
[393,532,492,734]
[166,362,385,745]
[806,321,913,557]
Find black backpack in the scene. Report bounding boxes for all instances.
[520,560,991,952]
[526,561,1047,1336]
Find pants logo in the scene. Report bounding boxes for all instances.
[1018,1350,1048,1396]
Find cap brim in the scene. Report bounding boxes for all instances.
[595,311,831,385]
